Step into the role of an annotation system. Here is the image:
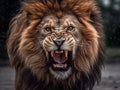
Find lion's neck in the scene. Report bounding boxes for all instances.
[16,68,92,90]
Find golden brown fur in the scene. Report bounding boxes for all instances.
[7,0,104,90]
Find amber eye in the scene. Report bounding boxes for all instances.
[44,27,52,32]
[67,26,75,32]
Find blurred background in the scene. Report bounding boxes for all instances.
[0,0,120,90]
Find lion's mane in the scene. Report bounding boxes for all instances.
[7,0,104,90]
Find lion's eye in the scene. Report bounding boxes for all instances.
[44,27,52,33]
[67,26,75,32]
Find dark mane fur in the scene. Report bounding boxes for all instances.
[7,0,104,90]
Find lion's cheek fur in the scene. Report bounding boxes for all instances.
[17,24,50,81]
[74,19,99,73]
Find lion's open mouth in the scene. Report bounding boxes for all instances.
[49,51,72,71]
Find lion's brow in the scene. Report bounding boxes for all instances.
[40,20,50,26]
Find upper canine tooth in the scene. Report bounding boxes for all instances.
[51,51,54,57]
[65,51,68,57]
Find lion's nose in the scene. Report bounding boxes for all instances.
[53,38,65,46]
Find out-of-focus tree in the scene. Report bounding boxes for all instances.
[98,0,120,47]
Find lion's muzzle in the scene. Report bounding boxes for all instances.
[43,30,75,72]
[53,37,65,48]
[49,37,72,71]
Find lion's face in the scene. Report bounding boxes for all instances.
[38,15,81,79]
[17,12,99,81]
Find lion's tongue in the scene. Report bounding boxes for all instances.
[52,51,68,64]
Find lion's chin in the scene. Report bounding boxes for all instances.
[49,67,72,80]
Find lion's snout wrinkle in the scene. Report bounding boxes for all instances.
[7,0,104,90]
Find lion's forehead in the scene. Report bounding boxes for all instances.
[41,15,79,28]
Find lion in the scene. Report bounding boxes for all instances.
[7,0,104,90]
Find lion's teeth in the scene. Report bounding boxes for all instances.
[51,51,54,57]
[59,64,63,67]
[55,51,63,53]
[65,51,68,57]
[53,64,67,68]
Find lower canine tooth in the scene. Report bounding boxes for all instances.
[53,64,57,68]
[64,64,67,68]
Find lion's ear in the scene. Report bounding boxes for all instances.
[83,10,92,22]
[85,11,95,22]
[84,7,102,24]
